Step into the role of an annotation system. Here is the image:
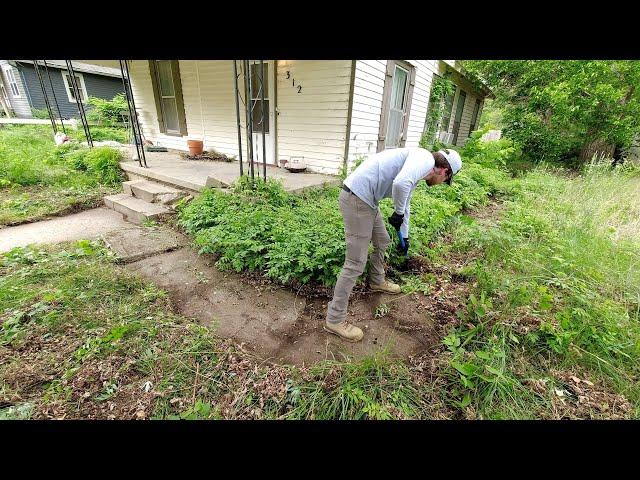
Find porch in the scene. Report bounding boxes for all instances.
[119,149,342,194]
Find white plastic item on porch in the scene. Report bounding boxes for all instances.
[285,156,306,173]
[54,132,70,145]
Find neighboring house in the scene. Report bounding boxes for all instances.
[79,60,492,175]
[0,60,124,119]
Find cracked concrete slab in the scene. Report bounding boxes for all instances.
[102,224,188,263]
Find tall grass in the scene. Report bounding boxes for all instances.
[439,161,640,417]
[0,125,124,225]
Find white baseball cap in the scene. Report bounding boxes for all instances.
[438,148,462,185]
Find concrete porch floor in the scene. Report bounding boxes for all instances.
[121,150,342,194]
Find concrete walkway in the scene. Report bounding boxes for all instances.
[0,207,130,253]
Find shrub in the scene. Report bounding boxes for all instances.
[180,155,510,287]
[86,94,128,126]
[84,147,123,185]
[462,127,521,169]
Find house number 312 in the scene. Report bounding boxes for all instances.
[286,71,302,93]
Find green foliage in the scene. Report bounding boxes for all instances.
[86,93,128,126]
[438,164,640,417]
[462,127,520,168]
[420,74,457,149]
[464,60,640,164]
[0,125,122,225]
[30,107,51,119]
[180,152,513,287]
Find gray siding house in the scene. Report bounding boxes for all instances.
[0,60,124,119]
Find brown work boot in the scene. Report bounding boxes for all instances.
[370,280,401,294]
[324,321,364,342]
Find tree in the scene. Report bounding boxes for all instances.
[462,60,640,164]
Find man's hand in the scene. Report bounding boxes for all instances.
[397,237,409,256]
[388,212,404,230]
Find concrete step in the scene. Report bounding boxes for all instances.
[104,193,173,225]
[123,180,186,205]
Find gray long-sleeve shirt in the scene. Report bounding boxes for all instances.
[343,147,435,237]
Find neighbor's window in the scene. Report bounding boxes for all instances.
[149,60,187,136]
[62,72,88,103]
[5,68,20,97]
[250,62,269,134]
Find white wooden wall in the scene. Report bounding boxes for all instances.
[275,60,352,174]
[128,60,248,157]
[346,60,440,167]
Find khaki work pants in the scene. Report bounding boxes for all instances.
[326,189,391,324]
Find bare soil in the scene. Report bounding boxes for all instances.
[122,238,472,366]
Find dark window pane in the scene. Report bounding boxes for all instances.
[161,98,179,132]
[156,61,175,97]
[251,99,269,134]
[250,63,268,99]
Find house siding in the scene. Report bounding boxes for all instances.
[276,60,352,174]
[347,60,440,167]
[0,60,32,118]
[114,59,488,176]
[16,63,124,119]
[441,72,486,147]
[128,60,251,156]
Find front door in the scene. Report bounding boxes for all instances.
[249,60,276,165]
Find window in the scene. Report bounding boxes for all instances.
[4,68,20,97]
[62,72,88,103]
[250,62,269,134]
[451,90,466,145]
[378,60,416,151]
[149,60,187,136]
[468,98,481,137]
[440,86,456,134]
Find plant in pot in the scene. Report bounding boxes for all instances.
[187,138,204,156]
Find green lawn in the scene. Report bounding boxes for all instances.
[0,124,126,225]
[1,126,639,420]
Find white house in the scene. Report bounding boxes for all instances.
[80,60,492,176]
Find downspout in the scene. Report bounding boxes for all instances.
[342,60,356,174]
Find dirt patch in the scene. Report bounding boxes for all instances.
[123,245,471,366]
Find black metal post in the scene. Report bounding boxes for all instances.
[32,60,57,136]
[119,60,142,167]
[244,60,254,180]
[43,60,66,134]
[260,60,266,181]
[122,60,147,167]
[233,61,243,177]
[65,60,92,148]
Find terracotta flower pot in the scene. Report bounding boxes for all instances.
[187,140,204,156]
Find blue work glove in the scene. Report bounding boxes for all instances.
[397,236,409,255]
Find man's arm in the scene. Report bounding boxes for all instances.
[391,149,432,215]
[400,201,410,238]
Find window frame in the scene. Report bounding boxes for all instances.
[0,81,8,102]
[377,60,416,152]
[4,67,21,98]
[451,89,467,145]
[468,98,482,137]
[148,60,188,137]
[61,71,88,103]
